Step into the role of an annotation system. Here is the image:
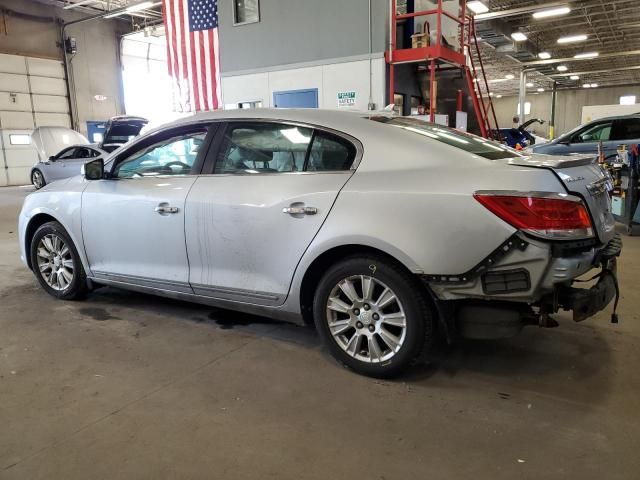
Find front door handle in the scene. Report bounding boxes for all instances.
[155,203,179,215]
[282,206,318,215]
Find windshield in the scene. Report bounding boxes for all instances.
[369,116,521,160]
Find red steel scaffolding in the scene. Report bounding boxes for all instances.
[385,0,500,138]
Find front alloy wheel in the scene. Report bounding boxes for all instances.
[314,255,433,378]
[36,234,75,290]
[30,221,88,300]
[327,275,407,363]
[32,170,45,189]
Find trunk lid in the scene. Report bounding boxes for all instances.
[501,153,616,244]
[100,116,148,153]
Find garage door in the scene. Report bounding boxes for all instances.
[0,53,70,186]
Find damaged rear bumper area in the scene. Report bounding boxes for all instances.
[551,234,622,323]
[425,233,622,340]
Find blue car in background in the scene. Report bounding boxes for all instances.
[495,118,544,149]
[531,114,640,160]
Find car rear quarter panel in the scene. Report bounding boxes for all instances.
[294,131,568,280]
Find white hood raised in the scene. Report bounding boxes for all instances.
[31,127,89,161]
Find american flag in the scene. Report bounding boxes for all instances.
[162,0,222,112]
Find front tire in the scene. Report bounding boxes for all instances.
[30,221,88,300]
[313,255,433,378]
[32,169,45,189]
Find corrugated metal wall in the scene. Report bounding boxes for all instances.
[0,53,70,186]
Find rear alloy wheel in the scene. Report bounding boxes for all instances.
[32,170,45,189]
[30,221,88,300]
[314,256,432,378]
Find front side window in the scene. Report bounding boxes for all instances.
[233,0,259,25]
[215,123,312,174]
[114,131,206,179]
[572,122,612,143]
[57,148,79,160]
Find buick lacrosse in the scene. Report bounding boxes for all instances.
[19,109,621,377]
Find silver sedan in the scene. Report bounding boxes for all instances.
[18,109,621,377]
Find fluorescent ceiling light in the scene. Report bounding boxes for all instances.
[533,6,571,19]
[590,83,598,88]
[511,32,528,42]
[505,74,515,80]
[526,82,534,88]
[538,51,552,59]
[620,95,636,105]
[467,1,489,14]
[489,92,494,97]
[537,88,545,92]
[574,52,599,59]
[583,84,591,88]
[104,1,157,18]
[488,78,510,83]
[570,75,580,80]
[557,65,568,72]
[496,94,503,98]
[558,34,588,44]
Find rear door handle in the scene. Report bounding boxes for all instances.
[155,203,179,215]
[282,206,317,215]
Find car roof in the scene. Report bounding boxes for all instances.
[586,113,640,122]
[161,108,392,134]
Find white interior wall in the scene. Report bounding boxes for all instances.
[221,57,386,111]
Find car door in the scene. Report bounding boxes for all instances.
[184,121,359,305]
[81,123,214,292]
[611,118,640,154]
[566,120,614,156]
[60,147,94,178]
[47,147,79,181]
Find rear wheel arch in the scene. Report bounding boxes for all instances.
[299,244,431,326]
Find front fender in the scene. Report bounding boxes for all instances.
[19,183,90,274]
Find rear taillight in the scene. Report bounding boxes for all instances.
[474,192,594,240]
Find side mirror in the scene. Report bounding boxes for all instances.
[48,156,56,162]
[82,158,104,180]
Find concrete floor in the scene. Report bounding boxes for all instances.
[0,186,639,480]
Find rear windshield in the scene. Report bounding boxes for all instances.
[369,116,521,160]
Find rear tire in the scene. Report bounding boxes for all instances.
[31,169,45,189]
[313,255,433,378]
[30,221,88,300]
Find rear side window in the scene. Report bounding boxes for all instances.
[572,121,612,143]
[613,118,640,141]
[369,116,519,160]
[214,122,356,174]
[307,132,356,171]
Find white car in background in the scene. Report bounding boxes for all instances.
[30,116,147,189]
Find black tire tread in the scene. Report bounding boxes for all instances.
[313,254,433,378]
[30,221,88,301]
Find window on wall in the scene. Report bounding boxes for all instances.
[9,134,31,145]
[516,102,532,116]
[233,0,259,25]
[620,95,636,105]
